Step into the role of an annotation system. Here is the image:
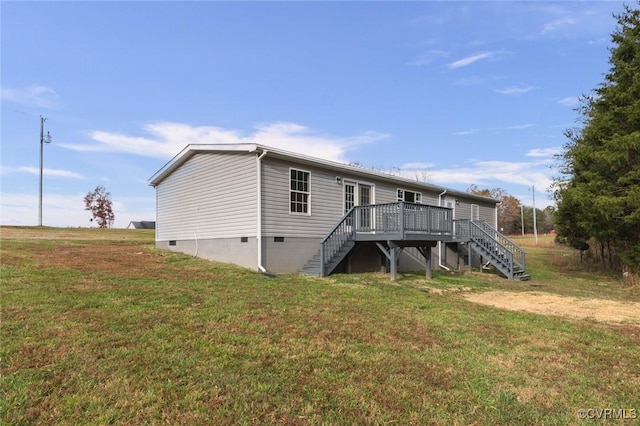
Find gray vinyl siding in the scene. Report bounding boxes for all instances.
[261,157,474,238]
[454,200,497,225]
[262,158,344,237]
[379,182,440,205]
[156,152,257,241]
[455,203,471,220]
[478,203,496,225]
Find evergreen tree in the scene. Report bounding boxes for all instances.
[554,2,640,273]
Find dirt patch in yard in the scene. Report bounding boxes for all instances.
[463,291,640,325]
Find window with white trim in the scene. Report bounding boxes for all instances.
[471,204,480,220]
[397,189,422,203]
[290,169,310,214]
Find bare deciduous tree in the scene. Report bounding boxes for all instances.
[84,185,115,228]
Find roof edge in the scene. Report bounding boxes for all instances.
[147,143,499,204]
[148,143,259,186]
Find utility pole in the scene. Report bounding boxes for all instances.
[532,185,538,244]
[39,116,51,226]
[520,204,525,236]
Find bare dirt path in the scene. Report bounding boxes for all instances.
[463,290,640,325]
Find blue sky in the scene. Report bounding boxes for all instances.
[1,1,626,227]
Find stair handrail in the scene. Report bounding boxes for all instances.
[320,207,357,276]
[475,221,526,271]
[469,221,514,276]
[454,219,526,272]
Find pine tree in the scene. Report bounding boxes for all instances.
[554,2,640,274]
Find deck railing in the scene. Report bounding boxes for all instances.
[454,219,526,273]
[357,202,453,236]
[475,220,525,271]
[320,202,453,275]
[320,207,356,276]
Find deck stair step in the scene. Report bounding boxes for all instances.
[456,220,529,281]
[300,240,355,276]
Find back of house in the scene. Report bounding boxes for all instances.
[149,144,504,277]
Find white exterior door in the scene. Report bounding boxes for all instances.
[344,182,373,230]
[444,197,456,219]
[358,184,372,230]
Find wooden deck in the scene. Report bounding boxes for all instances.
[319,202,453,278]
[302,202,528,281]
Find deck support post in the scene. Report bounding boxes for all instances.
[390,247,398,280]
[376,242,403,281]
[417,246,432,279]
[468,243,472,272]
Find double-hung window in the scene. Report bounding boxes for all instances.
[290,169,310,214]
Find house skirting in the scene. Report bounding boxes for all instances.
[156,237,258,271]
[157,237,469,275]
[262,237,322,274]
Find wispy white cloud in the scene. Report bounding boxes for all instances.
[526,147,561,157]
[530,3,626,39]
[1,166,84,179]
[454,123,534,135]
[447,51,501,69]
[60,121,389,163]
[454,129,479,136]
[495,85,534,95]
[1,85,58,109]
[541,16,578,35]
[453,75,504,87]
[408,49,448,67]
[502,123,534,130]
[557,96,580,107]
[401,161,435,170]
[395,158,554,206]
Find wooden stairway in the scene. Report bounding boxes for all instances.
[456,220,530,281]
[299,204,529,280]
[300,207,357,277]
[300,240,355,276]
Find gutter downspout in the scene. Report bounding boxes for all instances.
[256,149,268,273]
[438,190,451,271]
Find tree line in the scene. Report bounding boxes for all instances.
[467,185,555,236]
[553,3,640,277]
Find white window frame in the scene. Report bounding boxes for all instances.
[471,204,480,221]
[397,189,422,204]
[289,168,311,216]
[345,182,356,214]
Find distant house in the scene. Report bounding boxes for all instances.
[149,144,528,280]
[127,221,156,230]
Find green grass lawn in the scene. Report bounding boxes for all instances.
[1,227,639,425]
